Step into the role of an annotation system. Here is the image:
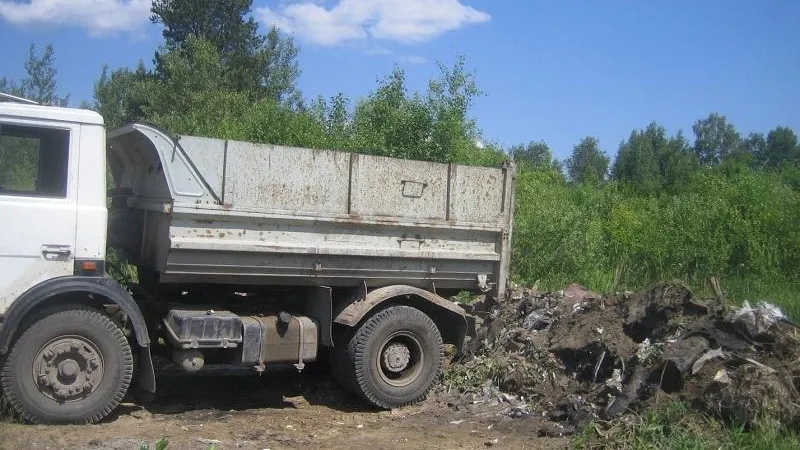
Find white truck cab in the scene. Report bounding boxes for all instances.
[0,98,151,424]
[0,100,108,311]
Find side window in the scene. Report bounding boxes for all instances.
[0,124,70,198]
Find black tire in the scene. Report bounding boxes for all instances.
[343,306,443,409]
[0,305,133,424]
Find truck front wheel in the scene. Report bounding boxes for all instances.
[0,305,133,424]
[343,305,443,409]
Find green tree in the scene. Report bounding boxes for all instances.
[351,67,435,159]
[510,140,561,172]
[150,0,300,103]
[309,93,353,149]
[612,123,697,194]
[1,44,69,106]
[658,130,698,190]
[136,36,253,135]
[692,112,740,166]
[762,126,799,169]
[733,132,767,169]
[426,55,483,163]
[259,28,302,105]
[0,77,24,97]
[349,57,487,164]
[93,62,150,128]
[565,137,609,183]
[95,36,326,147]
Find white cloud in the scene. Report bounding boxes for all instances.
[365,46,394,56]
[256,0,490,46]
[0,0,151,37]
[400,55,426,64]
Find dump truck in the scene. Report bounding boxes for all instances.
[0,95,515,424]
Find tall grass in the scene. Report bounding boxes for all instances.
[724,278,800,320]
[574,402,800,450]
[511,166,800,318]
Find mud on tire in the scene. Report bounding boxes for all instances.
[339,305,443,409]
[0,305,133,424]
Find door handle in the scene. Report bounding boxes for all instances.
[42,245,72,260]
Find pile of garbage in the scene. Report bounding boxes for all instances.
[450,282,800,432]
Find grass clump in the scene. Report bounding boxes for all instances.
[139,438,168,450]
[574,402,800,450]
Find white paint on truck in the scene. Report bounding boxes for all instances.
[0,103,106,312]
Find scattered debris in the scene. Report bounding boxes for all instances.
[449,281,800,432]
[733,301,789,338]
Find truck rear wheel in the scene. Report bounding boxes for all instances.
[0,305,133,424]
[341,305,443,409]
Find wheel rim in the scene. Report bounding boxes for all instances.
[376,331,424,387]
[32,335,104,402]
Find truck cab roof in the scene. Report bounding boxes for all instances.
[0,102,104,126]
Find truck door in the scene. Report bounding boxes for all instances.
[0,120,78,311]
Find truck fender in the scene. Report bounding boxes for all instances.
[0,276,156,393]
[333,285,475,353]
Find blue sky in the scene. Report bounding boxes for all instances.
[1,0,799,161]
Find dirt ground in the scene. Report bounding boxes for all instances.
[0,369,569,450]
[8,281,789,449]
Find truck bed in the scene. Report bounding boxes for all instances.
[107,124,515,296]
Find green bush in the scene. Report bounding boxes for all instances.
[512,165,800,301]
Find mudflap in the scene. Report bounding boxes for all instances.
[135,346,157,397]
